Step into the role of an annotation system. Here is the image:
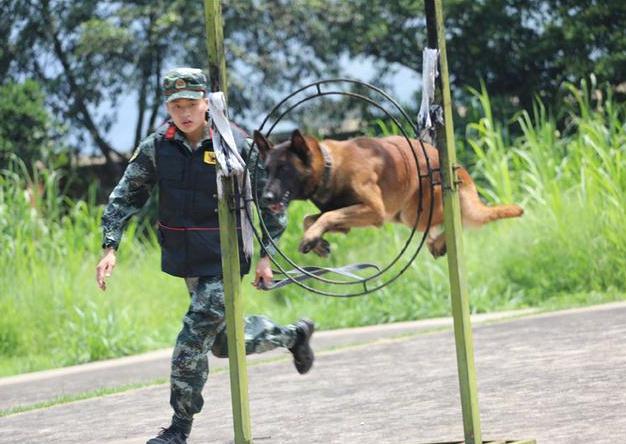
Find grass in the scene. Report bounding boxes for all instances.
[0,158,188,375]
[1,78,625,377]
[0,378,168,418]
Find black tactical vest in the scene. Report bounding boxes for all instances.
[155,123,250,277]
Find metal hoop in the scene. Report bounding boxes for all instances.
[243,78,436,297]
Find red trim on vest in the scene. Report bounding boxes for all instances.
[165,123,177,140]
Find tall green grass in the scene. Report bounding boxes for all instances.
[1,78,624,377]
[463,79,626,299]
[0,157,186,376]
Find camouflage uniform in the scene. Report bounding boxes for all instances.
[171,276,296,433]
[101,74,297,435]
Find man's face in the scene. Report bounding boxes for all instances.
[166,98,209,135]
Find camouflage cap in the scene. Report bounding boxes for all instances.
[162,67,208,103]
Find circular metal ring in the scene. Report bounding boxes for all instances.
[243,78,436,297]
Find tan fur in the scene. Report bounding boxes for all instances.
[299,135,523,258]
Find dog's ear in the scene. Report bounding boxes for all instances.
[290,129,311,165]
[253,130,272,161]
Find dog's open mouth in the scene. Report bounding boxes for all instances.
[269,202,285,214]
[266,191,290,214]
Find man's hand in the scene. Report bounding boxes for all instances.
[253,256,273,289]
[96,248,117,291]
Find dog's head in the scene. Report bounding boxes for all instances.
[253,129,314,214]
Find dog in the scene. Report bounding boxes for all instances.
[253,129,523,258]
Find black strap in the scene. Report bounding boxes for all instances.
[256,263,381,291]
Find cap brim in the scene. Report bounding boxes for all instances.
[165,90,205,103]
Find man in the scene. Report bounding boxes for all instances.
[96,67,314,444]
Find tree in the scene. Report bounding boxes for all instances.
[0,80,57,169]
[444,0,626,110]
[183,0,626,124]
[1,0,623,168]
[2,0,194,173]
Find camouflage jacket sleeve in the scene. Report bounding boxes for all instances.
[101,136,157,249]
[239,134,288,258]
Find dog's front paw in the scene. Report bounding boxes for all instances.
[299,237,318,254]
[312,239,331,257]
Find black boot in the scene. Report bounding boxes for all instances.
[289,319,315,374]
[146,426,188,444]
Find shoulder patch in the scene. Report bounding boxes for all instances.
[204,151,216,165]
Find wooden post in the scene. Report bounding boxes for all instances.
[204,1,253,443]
[424,1,482,443]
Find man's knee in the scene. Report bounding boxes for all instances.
[183,307,223,338]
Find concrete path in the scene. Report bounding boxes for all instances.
[1,302,625,443]
[0,309,532,412]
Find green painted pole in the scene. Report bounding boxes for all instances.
[424,1,482,443]
[204,1,253,443]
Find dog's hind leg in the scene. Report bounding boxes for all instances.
[426,224,447,258]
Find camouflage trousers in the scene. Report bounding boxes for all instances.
[169,276,297,434]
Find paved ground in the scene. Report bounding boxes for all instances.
[1,302,625,443]
[0,310,531,412]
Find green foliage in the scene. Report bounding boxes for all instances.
[221,0,626,116]
[0,157,180,375]
[5,0,624,161]
[443,0,626,111]
[0,81,54,168]
[464,77,626,298]
[1,0,193,161]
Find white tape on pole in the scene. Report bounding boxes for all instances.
[207,91,254,260]
[417,48,439,132]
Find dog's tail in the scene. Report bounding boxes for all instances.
[457,168,524,227]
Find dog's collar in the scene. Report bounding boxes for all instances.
[311,142,333,205]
